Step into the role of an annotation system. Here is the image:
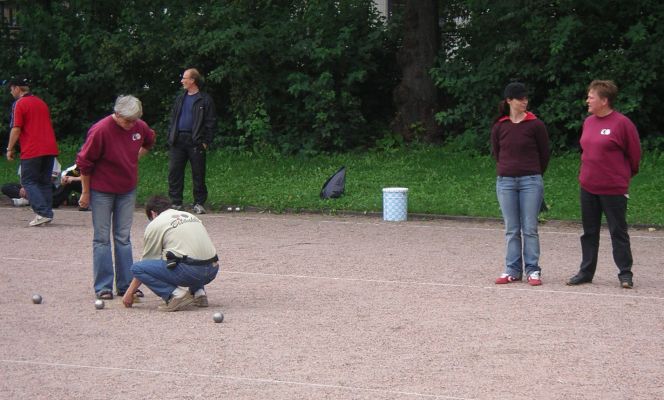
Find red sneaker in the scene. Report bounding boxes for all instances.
[495,274,521,284]
[527,271,542,286]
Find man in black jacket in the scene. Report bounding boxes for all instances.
[167,68,217,214]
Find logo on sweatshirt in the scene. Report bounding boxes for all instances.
[132,133,142,141]
[600,129,611,136]
[169,213,200,228]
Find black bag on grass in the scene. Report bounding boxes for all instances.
[320,166,346,199]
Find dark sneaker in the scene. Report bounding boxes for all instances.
[495,273,521,284]
[171,204,184,211]
[567,274,592,286]
[96,290,113,300]
[620,280,633,289]
[193,294,208,307]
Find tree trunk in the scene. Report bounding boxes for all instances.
[391,0,441,143]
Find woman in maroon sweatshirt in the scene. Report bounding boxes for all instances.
[567,80,641,288]
[491,82,550,286]
[77,95,156,299]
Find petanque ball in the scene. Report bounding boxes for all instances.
[94,299,105,310]
[32,294,42,304]
[213,312,224,323]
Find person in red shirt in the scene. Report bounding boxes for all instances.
[5,76,59,226]
[567,80,641,288]
[491,82,550,286]
[77,95,156,300]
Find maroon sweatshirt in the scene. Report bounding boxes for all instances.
[491,112,550,177]
[579,111,641,195]
[77,115,155,194]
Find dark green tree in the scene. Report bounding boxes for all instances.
[1,0,398,154]
[432,0,664,152]
[390,0,442,143]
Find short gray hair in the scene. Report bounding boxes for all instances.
[114,95,143,120]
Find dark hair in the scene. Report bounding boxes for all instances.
[145,195,173,220]
[8,75,30,88]
[588,80,618,108]
[495,100,510,123]
[494,81,528,123]
[503,82,527,99]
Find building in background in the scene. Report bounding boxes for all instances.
[374,0,405,19]
[0,0,18,32]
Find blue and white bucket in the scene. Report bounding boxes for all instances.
[382,187,408,222]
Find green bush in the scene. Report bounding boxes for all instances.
[1,1,399,155]
[4,1,663,156]
[432,0,664,153]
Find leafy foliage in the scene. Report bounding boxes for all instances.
[432,0,664,153]
[4,1,664,155]
[1,0,398,154]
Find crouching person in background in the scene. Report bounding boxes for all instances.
[122,195,219,311]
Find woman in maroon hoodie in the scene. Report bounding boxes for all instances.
[491,82,550,286]
[567,80,641,289]
[77,95,156,299]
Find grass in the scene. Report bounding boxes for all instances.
[2,144,663,226]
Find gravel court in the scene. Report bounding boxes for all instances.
[1,205,663,400]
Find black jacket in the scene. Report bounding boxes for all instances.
[167,91,217,147]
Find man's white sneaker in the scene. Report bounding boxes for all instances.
[158,292,194,312]
[29,215,52,226]
[12,198,30,206]
[193,204,206,214]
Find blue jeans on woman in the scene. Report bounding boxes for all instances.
[131,259,219,301]
[20,156,55,218]
[496,175,544,278]
[91,189,136,295]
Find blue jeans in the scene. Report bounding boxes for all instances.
[20,156,54,218]
[496,175,544,277]
[131,259,219,301]
[91,189,136,294]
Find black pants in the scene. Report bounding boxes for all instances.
[578,188,633,281]
[52,181,82,208]
[1,182,21,199]
[3,182,82,208]
[168,133,207,206]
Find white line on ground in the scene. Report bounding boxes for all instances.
[212,214,664,239]
[4,256,663,301]
[5,255,663,301]
[0,359,472,400]
[27,208,664,239]
[224,270,664,301]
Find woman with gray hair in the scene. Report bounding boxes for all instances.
[76,95,156,300]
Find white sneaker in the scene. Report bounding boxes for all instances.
[12,198,30,206]
[158,292,195,312]
[193,204,206,214]
[29,215,52,226]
